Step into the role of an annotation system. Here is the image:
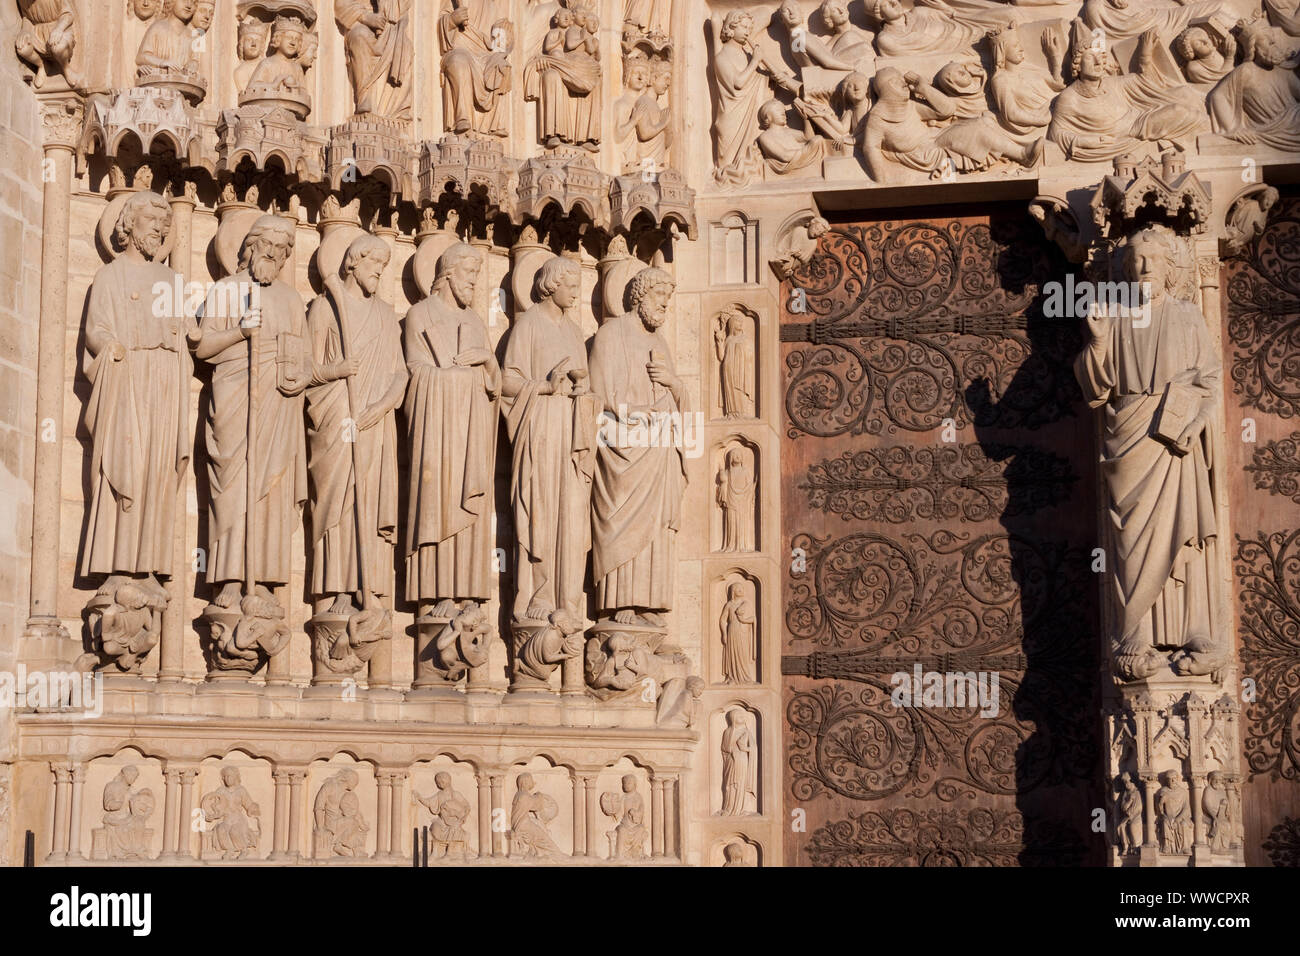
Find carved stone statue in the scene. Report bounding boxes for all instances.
[1208,21,1300,150]
[771,217,830,281]
[756,100,831,175]
[1175,24,1235,84]
[815,0,875,75]
[14,0,81,88]
[334,0,413,119]
[306,235,407,663]
[714,309,755,419]
[1203,770,1233,852]
[986,25,1065,142]
[192,215,310,670]
[234,17,271,95]
[135,0,203,87]
[514,608,585,687]
[720,582,756,685]
[720,709,757,816]
[1048,25,1208,162]
[80,191,192,673]
[500,255,597,627]
[1155,770,1191,854]
[871,0,1010,58]
[244,15,312,112]
[614,53,671,173]
[1113,771,1142,854]
[98,766,154,860]
[717,447,755,553]
[439,0,513,137]
[417,771,470,858]
[405,243,499,682]
[1225,186,1280,255]
[509,772,562,858]
[1073,226,1223,681]
[314,769,368,857]
[599,774,647,859]
[589,267,687,627]
[524,0,603,150]
[200,767,262,860]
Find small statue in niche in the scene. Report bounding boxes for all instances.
[599,774,647,860]
[439,0,513,137]
[1175,24,1236,84]
[245,15,312,104]
[720,709,758,816]
[614,53,671,173]
[1155,770,1191,854]
[716,447,756,553]
[1112,772,1143,855]
[986,26,1065,143]
[510,772,563,858]
[314,769,368,857]
[135,0,202,81]
[714,309,755,419]
[525,0,603,151]
[200,767,262,860]
[99,766,154,860]
[416,771,471,858]
[234,18,271,95]
[719,581,756,684]
[1202,770,1234,852]
[1224,186,1280,256]
[771,216,831,281]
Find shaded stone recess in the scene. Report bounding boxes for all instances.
[1,0,1297,867]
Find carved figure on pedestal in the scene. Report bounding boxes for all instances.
[200,767,261,860]
[599,774,647,859]
[98,766,154,860]
[439,0,512,136]
[1224,186,1280,256]
[1175,25,1235,84]
[524,0,602,150]
[335,0,413,119]
[245,16,312,110]
[720,582,756,684]
[589,267,687,629]
[314,769,368,857]
[1203,770,1233,852]
[871,0,1011,58]
[234,18,271,95]
[1208,21,1300,150]
[80,192,192,674]
[417,772,470,858]
[717,447,755,553]
[1048,25,1208,162]
[585,631,700,724]
[500,256,597,628]
[405,243,500,682]
[1155,770,1191,854]
[135,0,204,92]
[1113,771,1143,855]
[306,235,407,669]
[614,53,671,173]
[1073,226,1223,682]
[714,309,755,418]
[192,215,311,672]
[514,609,585,686]
[720,709,757,816]
[987,26,1065,143]
[14,0,81,88]
[510,772,563,858]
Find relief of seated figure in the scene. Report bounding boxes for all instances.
[1208,20,1300,149]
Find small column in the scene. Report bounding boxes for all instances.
[389,771,407,860]
[264,584,293,686]
[375,771,393,858]
[571,771,586,857]
[665,776,679,858]
[1139,773,1158,852]
[177,769,199,859]
[287,770,306,859]
[67,764,85,860]
[476,772,492,860]
[48,764,71,861]
[651,776,665,858]
[270,770,290,858]
[24,95,84,651]
[490,773,505,857]
[161,768,180,857]
[583,775,598,859]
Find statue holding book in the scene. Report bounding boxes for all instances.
[1073,225,1223,682]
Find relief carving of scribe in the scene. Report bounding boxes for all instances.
[509,772,563,859]
[314,769,369,857]
[191,216,312,674]
[1074,225,1225,683]
[305,235,408,677]
[404,244,500,686]
[79,192,193,675]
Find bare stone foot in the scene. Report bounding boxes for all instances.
[432,598,460,619]
[641,611,666,628]
[214,581,242,609]
[613,609,637,625]
[328,593,353,616]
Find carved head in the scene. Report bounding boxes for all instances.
[718,10,752,44]
[1118,771,1131,787]
[131,788,156,817]
[238,18,270,60]
[341,769,359,789]
[115,580,152,610]
[434,242,481,306]
[342,234,391,297]
[534,256,581,310]
[170,0,196,23]
[807,216,830,239]
[435,771,452,789]
[723,309,744,335]
[819,0,848,30]
[728,582,745,601]
[935,61,983,97]
[723,841,746,864]
[192,0,214,31]
[623,53,649,91]
[1122,227,1180,299]
[131,0,160,20]
[757,100,787,130]
[270,16,306,58]
[1174,26,1214,63]
[221,767,240,787]
[115,191,172,260]
[871,66,909,104]
[121,765,140,786]
[239,215,295,284]
[987,27,1023,69]
[726,708,743,727]
[1260,185,1280,211]
[872,0,904,25]
[517,772,535,791]
[726,447,746,470]
[651,59,671,97]
[1208,770,1223,788]
[777,0,802,31]
[552,7,572,29]
[621,774,636,793]
[840,71,870,108]
[627,266,674,330]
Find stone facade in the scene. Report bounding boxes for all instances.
[1,0,1298,867]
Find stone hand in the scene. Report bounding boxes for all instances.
[354,403,384,431]
[332,357,361,380]
[454,347,493,367]
[109,341,127,362]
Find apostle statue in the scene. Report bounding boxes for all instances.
[589,266,687,628]
[80,191,192,673]
[305,235,407,663]
[500,255,598,628]
[714,309,754,418]
[1074,226,1223,681]
[439,0,513,136]
[334,0,413,120]
[404,243,500,680]
[191,215,311,671]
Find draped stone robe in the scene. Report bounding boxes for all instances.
[439,0,510,135]
[1208,61,1300,149]
[1074,296,1220,652]
[588,311,687,614]
[81,255,193,578]
[199,274,310,587]
[403,293,498,603]
[1048,73,1207,162]
[335,0,413,119]
[500,305,597,621]
[136,14,194,74]
[305,286,405,599]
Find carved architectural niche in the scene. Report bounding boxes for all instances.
[197,758,270,861]
[1090,151,1211,240]
[412,757,477,860]
[608,167,697,242]
[327,119,418,204]
[715,705,758,817]
[714,440,757,554]
[417,134,512,228]
[311,759,374,858]
[716,835,761,867]
[709,212,759,287]
[515,147,609,229]
[712,304,757,421]
[86,755,162,861]
[216,105,325,181]
[82,86,203,172]
[508,759,571,860]
[1223,184,1281,257]
[714,571,759,686]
